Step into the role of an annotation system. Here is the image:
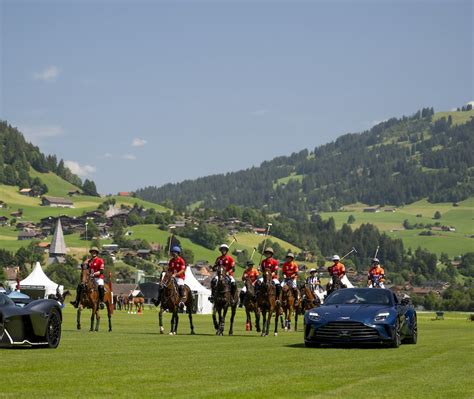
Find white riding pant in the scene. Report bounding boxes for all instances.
[281,278,297,288]
[175,277,185,286]
[212,275,235,283]
[94,278,104,286]
[258,277,280,285]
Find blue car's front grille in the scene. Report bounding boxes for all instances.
[315,321,380,340]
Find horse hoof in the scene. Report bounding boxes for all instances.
[160,331,164,335]
[274,332,278,336]
[173,332,177,335]
[284,327,288,331]
[169,332,174,336]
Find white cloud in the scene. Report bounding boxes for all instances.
[19,124,64,143]
[123,154,136,160]
[132,138,147,147]
[103,153,113,158]
[33,65,60,82]
[64,161,96,177]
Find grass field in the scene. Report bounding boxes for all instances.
[1,308,472,399]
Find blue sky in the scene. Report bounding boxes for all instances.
[1,0,472,194]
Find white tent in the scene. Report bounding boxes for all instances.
[20,262,63,298]
[185,266,213,314]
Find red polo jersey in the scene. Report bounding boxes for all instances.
[215,254,235,277]
[168,256,186,279]
[89,257,105,280]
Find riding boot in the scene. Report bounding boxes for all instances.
[275,284,282,302]
[239,290,245,308]
[178,285,185,309]
[70,284,82,308]
[293,288,300,303]
[153,289,161,307]
[98,285,105,309]
[208,279,216,303]
[230,282,237,305]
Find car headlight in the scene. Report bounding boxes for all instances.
[374,312,390,322]
[308,311,321,321]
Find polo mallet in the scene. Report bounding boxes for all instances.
[167,226,176,256]
[373,245,380,260]
[341,247,357,260]
[250,247,257,261]
[258,223,273,265]
[228,234,238,249]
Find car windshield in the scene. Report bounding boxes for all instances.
[324,289,392,305]
[0,293,15,307]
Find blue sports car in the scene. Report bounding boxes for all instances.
[304,288,417,348]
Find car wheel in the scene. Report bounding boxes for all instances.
[45,308,61,348]
[390,319,401,348]
[404,315,417,345]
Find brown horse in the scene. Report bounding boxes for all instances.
[76,267,113,332]
[256,269,281,337]
[212,264,238,336]
[243,277,261,332]
[300,283,322,312]
[280,283,299,332]
[326,275,346,297]
[158,271,195,335]
[132,296,145,313]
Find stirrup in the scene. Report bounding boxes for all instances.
[99,302,105,310]
[208,296,214,303]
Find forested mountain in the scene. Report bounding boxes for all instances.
[136,108,474,217]
[0,121,99,196]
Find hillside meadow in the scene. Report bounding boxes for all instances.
[0,308,472,399]
[320,198,474,257]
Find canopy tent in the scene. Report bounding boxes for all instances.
[184,266,213,314]
[20,262,63,299]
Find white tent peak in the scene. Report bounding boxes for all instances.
[185,266,212,314]
[20,262,62,297]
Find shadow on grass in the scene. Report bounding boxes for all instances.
[285,342,390,350]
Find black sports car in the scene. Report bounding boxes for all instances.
[304,288,417,348]
[0,292,62,348]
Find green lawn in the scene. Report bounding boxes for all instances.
[1,309,472,398]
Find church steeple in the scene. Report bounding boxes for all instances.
[48,218,67,263]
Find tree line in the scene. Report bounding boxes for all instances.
[0,121,99,196]
[135,108,473,216]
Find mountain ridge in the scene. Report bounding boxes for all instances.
[135,108,474,216]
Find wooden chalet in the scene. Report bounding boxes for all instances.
[41,196,74,208]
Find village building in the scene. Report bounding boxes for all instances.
[17,231,40,240]
[41,196,74,208]
[0,216,9,226]
[19,188,34,196]
[363,207,380,213]
[48,218,68,264]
